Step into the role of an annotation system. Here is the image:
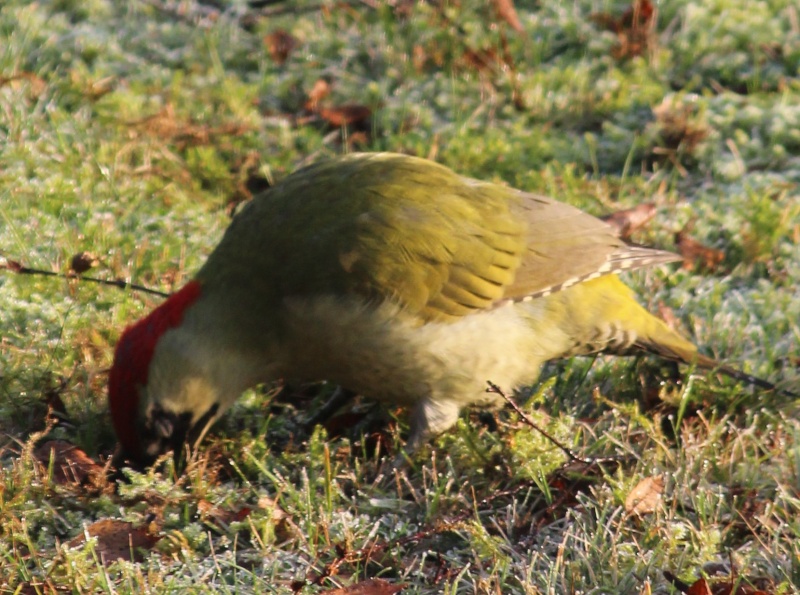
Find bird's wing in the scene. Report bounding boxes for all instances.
[498,191,680,303]
[206,153,678,324]
[325,154,678,322]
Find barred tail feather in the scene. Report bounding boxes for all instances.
[634,331,799,399]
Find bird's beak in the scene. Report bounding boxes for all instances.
[173,402,220,475]
[111,403,221,477]
[109,443,156,480]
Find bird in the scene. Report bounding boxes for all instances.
[107,152,793,468]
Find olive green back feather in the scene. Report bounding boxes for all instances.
[199,153,678,323]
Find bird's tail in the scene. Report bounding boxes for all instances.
[564,275,798,398]
[634,331,798,399]
[628,297,798,399]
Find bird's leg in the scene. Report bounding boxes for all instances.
[304,385,357,430]
[394,396,461,467]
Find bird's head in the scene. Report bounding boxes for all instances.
[108,281,217,469]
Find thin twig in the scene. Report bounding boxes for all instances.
[1,259,170,298]
[486,380,593,464]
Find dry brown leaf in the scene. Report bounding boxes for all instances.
[391,0,416,18]
[197,499,253,528]
[664,568,772,595]
[257,495,298,542]
[462,47,498,74]
[649,97,710,170]
[34,440,103,486]
[264,29,297,65]
[687,578,713,595]
[320,578,406,595]
[1,257,23,272]
[492,0,524,33]
[70,251,100,274]
[0,72,48,99]
[619,0,656,31]
[127,103,250,148]
[68,519,159,563]
[69,70,115,101]
[675,229,725,272]
[257,495,288,522]
[305,78,332,112]
[591,0,656,60]
[318,105,372,128]
[705,579,771,595]
[625,475,664,515]
[345,130,370,148]
[600,203,657,239]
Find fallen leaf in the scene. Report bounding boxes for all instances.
[197,499,253,528]
[601,203,657,239]
[318,105,372,128]
[69,70,115,101]
[34,440,103,486]
[625,475,664,515]
[257,495,288,522]
[345,130,370,148]
[68,519,159,563]
[320,578,406,595]
[0,71,48,99]
[664,568,773,595]
[687,578,713,595]
[70,251,99,274]
[675,228,725,272]
[127,103,250,149]
[591,0,656,60]
[305,78,332,112]
[1,258,24,272]
[619,0,655,31]
[492,0,524,33]
[264,29,297,65]
[648,96,710,171]
[462,47,498,74]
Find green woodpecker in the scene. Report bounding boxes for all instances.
[108,152,789,467]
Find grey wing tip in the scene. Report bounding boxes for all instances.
[494,245,679,308]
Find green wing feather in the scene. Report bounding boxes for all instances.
[201,153,678,323]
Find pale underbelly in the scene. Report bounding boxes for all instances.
[279,295,567,407]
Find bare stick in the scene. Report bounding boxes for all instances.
[486,381,595,465]
[1,258,170,298]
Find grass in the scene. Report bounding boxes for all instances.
[1,0,799,592]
